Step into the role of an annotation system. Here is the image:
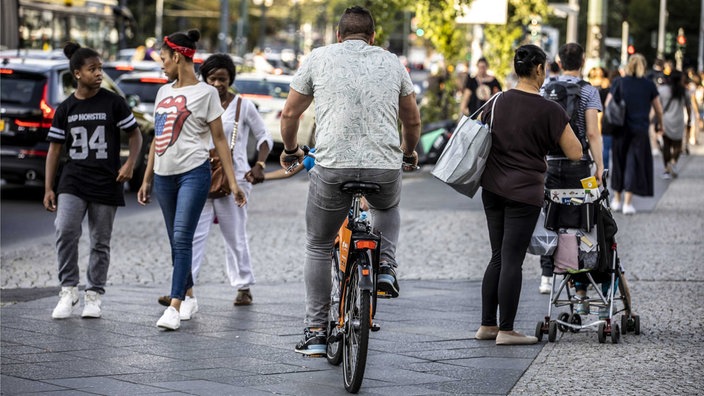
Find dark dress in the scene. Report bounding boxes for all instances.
[611,76,659,196]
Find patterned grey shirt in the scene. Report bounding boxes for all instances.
[290,40,415,169]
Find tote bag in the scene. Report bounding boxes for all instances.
[604,79,626,127]
[431,92,501,198]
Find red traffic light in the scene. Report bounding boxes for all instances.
[627,44,635,55]
[677,35,686,46]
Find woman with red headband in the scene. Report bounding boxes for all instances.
[138,29,246,331]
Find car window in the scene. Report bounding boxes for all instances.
[118,80,164,103]
[235,79,290,99]
[59,70,76,102]
[0,72,45,106]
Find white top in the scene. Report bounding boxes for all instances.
[219,95,273,181]
[290,39,415,169]
[153,82,223,176]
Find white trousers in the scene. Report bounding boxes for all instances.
[191,182,255,290]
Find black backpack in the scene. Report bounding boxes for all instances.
[543,78,590,154]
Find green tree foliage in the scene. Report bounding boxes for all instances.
[482,0,549,87]
[413,0,471,64]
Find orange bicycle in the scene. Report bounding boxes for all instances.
[325,180,382,393]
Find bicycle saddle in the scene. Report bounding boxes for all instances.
[340,182,380,195]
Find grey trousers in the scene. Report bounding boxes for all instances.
[55,193,117,294]
[304,166,402,327]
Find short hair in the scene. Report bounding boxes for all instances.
[337,6,375,39]
[558,43,584,71]
[200,53,237,86]
[513,44,547,78]
[625,53,647,78]
[63,42,100,76]
[163,29,200,60]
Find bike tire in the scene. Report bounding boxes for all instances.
[342,254,371,393]
[326,247,343,366]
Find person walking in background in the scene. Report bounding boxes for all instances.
[606,54,664,215]
[658,70,691,179]
[588,66,613,170]
[279,5,421,355]
[537,43,604,295]
[137,29,246,331]
[474,44,582,345]
[459,57,502,116]
[44,42,143,319]
[188,54,272,308]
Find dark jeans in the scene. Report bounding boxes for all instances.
[540,160,591,277]
[153,160,211,301]
[662,135,683,168]
[481,189,540,331]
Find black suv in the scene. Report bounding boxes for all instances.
[0,57,154,191]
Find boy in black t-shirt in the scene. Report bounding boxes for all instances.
[44,42,142,319]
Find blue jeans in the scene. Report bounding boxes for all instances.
[154,160,211,301]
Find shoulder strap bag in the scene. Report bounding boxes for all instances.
[431,92,501,198]
[208,96,242,199]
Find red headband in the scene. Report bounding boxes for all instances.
[163,37,196,58]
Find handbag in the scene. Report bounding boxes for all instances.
[604,79,626,128]
[431,92,501,198]
[208,97,242,199]
[527,206,558,256]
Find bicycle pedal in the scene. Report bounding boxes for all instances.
[371,323,381,332]
[328,333,343,342]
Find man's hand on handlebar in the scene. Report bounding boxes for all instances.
[280,145,305,174]
[402,150,419,172]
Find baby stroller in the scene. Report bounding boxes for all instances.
[535,184,641,344]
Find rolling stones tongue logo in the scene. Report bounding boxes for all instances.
[154,95,191,156]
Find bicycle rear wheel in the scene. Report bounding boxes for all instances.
[326,247,343,365]
[342,255,371,393]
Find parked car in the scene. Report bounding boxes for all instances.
[0,57,154,191]
[115,71,169,115]
[102,60,162,81]
[233,73,316,152]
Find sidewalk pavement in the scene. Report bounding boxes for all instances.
[2,147,703,395]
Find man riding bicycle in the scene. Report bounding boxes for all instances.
[280,5,421,356]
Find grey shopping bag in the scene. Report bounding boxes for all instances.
[431,92,501,198]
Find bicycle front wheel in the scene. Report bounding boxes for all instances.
[342,255,371,393]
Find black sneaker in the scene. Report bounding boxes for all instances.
[377,263,400,298]
[294,327,326,356]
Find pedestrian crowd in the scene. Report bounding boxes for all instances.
[42,4,701,360]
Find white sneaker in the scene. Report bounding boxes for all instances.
[622,203,637,215]
[610,198,622,212]
[157,306,180,330]
[52,286,79,319]
[539,276,552,294]
[81,290,102,318]
[179,296,198,320]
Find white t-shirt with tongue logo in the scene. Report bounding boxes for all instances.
[153,81,223,176]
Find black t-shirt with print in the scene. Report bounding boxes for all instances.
[465,75,503,114]
[48,88,138,206]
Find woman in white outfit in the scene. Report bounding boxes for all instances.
[158,54,272,309]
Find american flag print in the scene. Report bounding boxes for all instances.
[154,95,192,156]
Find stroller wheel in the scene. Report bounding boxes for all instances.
[621,315,629,334]
[568,313,582,333]
[632,315,641,335]
[548,320,558,342]
[557,312,570,332]
[597,323,607,343]
[611,323,621,344]
[535,321,545,341]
